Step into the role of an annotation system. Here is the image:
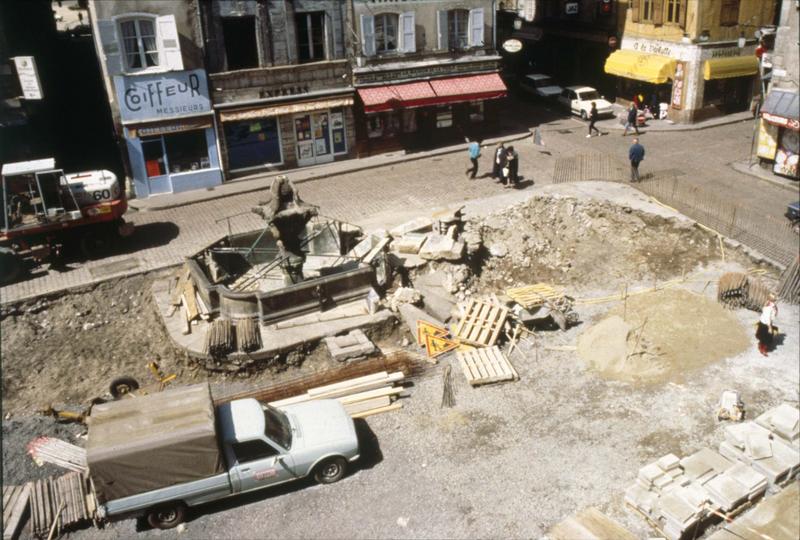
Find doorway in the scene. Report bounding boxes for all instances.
[294,112,334,167]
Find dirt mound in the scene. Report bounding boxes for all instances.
[469,196,721,292]
[577,288,750,384]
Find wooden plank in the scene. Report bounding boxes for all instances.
[3,483,31,540]
[195,292,211,320]
[477,347,498,378]
[180,303,191,335]
[182,278,199,321]
[476,305,499,345]
[468,302,492,343]
[351,401,403,418]
[168,265,190,306]
[338,386,404,404]
[344,396,392,415]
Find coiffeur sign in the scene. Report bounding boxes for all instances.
[113,69,211,123]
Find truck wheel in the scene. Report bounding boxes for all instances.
[146,502,186,530]
[80,227,112,259]
[0,248,23,284]
[109,376,140,399]
[314,457,347,484]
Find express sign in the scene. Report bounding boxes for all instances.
[113,69,211,123]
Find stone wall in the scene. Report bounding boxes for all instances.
[772,0,799,92]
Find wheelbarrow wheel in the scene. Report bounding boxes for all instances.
[109,376,140,399]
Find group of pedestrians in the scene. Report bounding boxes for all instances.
[465,138,520,188]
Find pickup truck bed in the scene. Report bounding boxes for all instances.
[102,473,232,518]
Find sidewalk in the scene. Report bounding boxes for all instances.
[730,159,800,194]
[596,107,753,133]
[129,130,533,213]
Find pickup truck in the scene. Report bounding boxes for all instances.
[87,384,359,529]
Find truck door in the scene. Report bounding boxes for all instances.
[228,439,297,493]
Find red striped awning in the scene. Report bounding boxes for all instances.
[358,73,507,113]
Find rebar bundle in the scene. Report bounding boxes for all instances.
[236,318,262,352]
[205,319,234,357]
[777,257,800,305]
[441,364,455,408]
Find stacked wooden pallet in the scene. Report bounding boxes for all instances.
[29,472,93,538]
[269,371,406,418]
[456,346,519,386]
[3,484,31,540]
[26,437,87,473]
[506,283,567,309]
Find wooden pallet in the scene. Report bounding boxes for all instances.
[506,283,566,309]
[456,346,518,386]
[453,299,508,346]
[29,472,93,538]
[3,484,31,540]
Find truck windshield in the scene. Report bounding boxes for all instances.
[263,405,292,450]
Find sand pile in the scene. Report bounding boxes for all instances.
[577,288,750,384]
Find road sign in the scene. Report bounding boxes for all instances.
[12,56,43,100]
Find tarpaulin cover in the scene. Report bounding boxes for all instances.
[87,383,224,503]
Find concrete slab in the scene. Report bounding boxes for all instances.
[725,462,767,494]
[705,473,750,511]
[658,491,698,527]
[393,233,428,254]
[745,432,774,460]
[708,482,799,540]
[390,217,433,238]
[418,234,465,261]
[639,462,664,485]
[658,453,681,471]
[756,404,800,444]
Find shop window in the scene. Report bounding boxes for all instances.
[222,17,258,70]
[720,0,740,26]
[436,106,453,128]
[296,12,325,63]
[330,108,347,154]
[448,10,469,50]
[402,110,417,133]
[163,130,210,174]
[666,0,682,23]
[141,137,166,178]
[469,101,484,123]
[374,13,398,53]
[119,17,159,71]
[224,118,282,171]
[367,115,383,139]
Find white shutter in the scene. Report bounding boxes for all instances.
[157,14,183,71]
[400,12,416,53]
[469,8,484,47]
[97,19,123,76]
[437,10,448,51]
[360,15,375,57]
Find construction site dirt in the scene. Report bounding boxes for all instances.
[1,182,797,539]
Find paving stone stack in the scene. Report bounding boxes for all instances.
[626,404,799,540]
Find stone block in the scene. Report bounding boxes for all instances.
[323,329,376,362]
[704,473,750,511]
[419,234,465,261]
[393,232,428,254]
[755,403,800,444]
[390,217,432,238]
[658,453,681,472]
[745,432,773,460]
[639,462,664,486]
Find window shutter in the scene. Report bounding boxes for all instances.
[653,0,664,24]
[360,15,376,57]
[679,0,688,28]
[97,19,123,76]
[437,10,448,50]
[631,0,640,22]
[400,12,416,53]
[157,14,183,71]
[468,8,484,47]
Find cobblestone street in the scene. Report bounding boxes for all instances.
[1,110,796,305]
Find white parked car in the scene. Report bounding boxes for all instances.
[558,86,614,120]
[520,74,563,100]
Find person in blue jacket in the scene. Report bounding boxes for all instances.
[629,138,645,183]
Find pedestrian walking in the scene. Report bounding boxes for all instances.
[465,137,481,179]
[755,293,779,356]
[586,102,600,138]
[505,146,519,187]
[623,102,640,136]
[492,143,506,179]
[628,138,645,183]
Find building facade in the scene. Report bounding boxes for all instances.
[351,0,506,155]
[89,0,223,199]
[755,0,798,179]
[604,0,775,123]
[200,1,356,176]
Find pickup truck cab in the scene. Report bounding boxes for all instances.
[91,389,359,530]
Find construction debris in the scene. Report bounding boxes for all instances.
[453,298,508,347]
[506,283,567,309]
[2,483,31,540]
[235,318,261,352]
[205,319,234,357]
[26,437,87,473]
[29,472,94,538]
[717,272,773,311]
[717,390,745,422]
[441,365,455,408]
[323,329,376,362]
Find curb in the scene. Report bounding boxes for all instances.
[729,161,800,194]
[597,113,753,133]
[129,131,533,213]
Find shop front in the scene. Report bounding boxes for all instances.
[757,89,799,179]
[216,96,354,175]
[114,70,223,198]
[355,72,507,155]
[604,38,759,123]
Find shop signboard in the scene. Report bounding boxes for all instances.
[565,2,579,15]
[502,39,523,53]
[12,56,43,100]
[671,62,685,110]
[114,69,211,123]
[756,119,778,160]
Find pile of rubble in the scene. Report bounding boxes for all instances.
[625,404,800,539]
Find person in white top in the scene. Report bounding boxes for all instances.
[755,293,778,356]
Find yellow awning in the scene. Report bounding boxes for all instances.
[703,56,759,80]
[604,50,676,84]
